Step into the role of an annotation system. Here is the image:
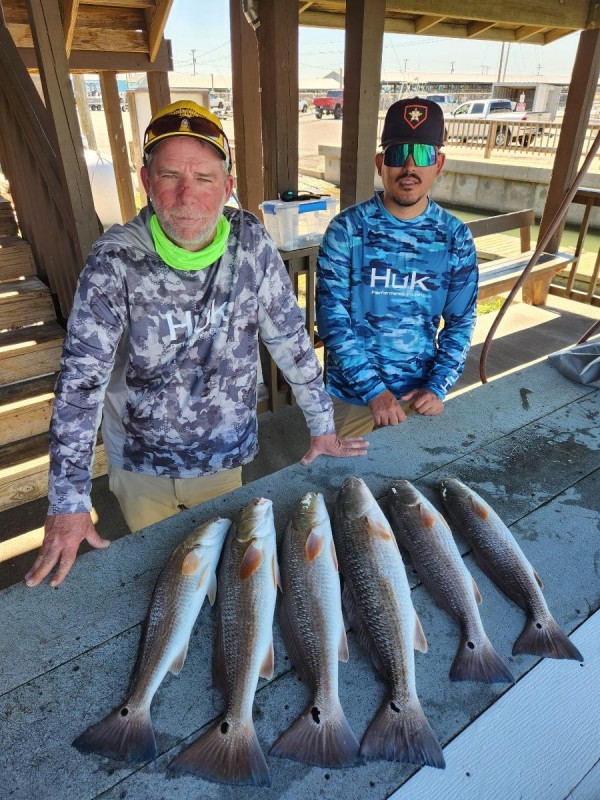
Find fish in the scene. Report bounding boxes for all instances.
[332,476,445,769]
[386,480,514,684]
[440,478,583,662]
[72,517,231,763]
[169,497,279,787]
[270,492,361,768]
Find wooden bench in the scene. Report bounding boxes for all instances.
[466,208,576,305]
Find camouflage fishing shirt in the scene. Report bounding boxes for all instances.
[316,194,478,405]
[48,206,334,515]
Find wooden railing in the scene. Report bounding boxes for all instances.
[550,187,600,308]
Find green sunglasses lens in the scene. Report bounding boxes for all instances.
[383,143,437,168]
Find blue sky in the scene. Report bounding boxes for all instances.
[165,0,580,80]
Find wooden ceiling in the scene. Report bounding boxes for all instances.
[298,0,600,46]
[2,0,174,66]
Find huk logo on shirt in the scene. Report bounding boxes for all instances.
[166,300,227,341]
[370,267,431,292]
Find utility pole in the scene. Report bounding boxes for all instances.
[191,49,197,76]
[450,61,455,73]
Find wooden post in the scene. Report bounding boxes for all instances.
[256,0,298,200]
[73,73,97,151]
[99,72,137,222]
[340,0,385,209]
[538,28,600,254]
[127,91,146,207]
[147,70,171,115]
[25,0,99,263]
[230,0,263,216]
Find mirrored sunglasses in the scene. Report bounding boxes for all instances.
[383,143,438,168]
[144,113,229,153]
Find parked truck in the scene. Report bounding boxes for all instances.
[447,98,549,146]
[313,90,343,119]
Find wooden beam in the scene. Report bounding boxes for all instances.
[230,0,264,216]
[256,0,299,200]
[539,27,600,253]
[340,0,385,209]
[467,20,495,37]
[25,0,99,265]
[146,0,174,62]
[72,73,97,151]
[415,14,445,33]
[299,12,549,43]
[515,25,547,42]
[383,1,588,30]
[99,72,137,223]
[17,37,173,71]
[59,0,79,56]
[544,29,573,45]
[147,71,171,115]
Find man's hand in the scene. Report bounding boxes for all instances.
[402,388,444,416]
[24,512,110,588]
[368,389,408,427]
[300,433,369,466]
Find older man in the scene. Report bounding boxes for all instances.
[26,100,367,588]
[316,97,479,437]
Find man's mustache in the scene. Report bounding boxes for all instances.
[396,170,421,182]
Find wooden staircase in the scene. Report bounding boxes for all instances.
[0,196,107,513]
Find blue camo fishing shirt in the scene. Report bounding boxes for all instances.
[316,194,478,405]
[48,206,334,516]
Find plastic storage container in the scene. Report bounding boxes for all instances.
[259,196,337,250]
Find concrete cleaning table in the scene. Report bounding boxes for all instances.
[1,358,599,800]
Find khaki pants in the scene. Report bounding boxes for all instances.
[332,395,414,438]
[108,464,242,532]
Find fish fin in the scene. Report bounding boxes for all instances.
[342,584,385,675]
[450,635,514,684]
[360,696,445,769]
[305,529,324,562]
[169,641,189,675]
[439,513,452,531]
[279,595,313,686]
[212,618,228,698]
[270,698,361,769]
[169,717,271,787]
[339,627,350,662]
[469,495,490,520]
[513,615,583,662]
[533,569,544,589]
[207,570,218,606]
[272,554,282,591]
[259,639,275,680]
[181,550,202,576]
[413,612,428,653]
[195,563,210,592]
[330,538,339,572]
[73,704,156,764]
[418,504,437,529]
[472,576,483,605]
[239,541,263,580]
[366,517,393,541]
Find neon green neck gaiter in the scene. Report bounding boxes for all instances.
[150,213,230,271]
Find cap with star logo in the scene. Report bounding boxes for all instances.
[381,97,446,149]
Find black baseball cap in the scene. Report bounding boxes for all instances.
[381,97,446,148]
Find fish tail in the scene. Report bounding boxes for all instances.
[169,717,271,787]
[72,705,156,763]
[360,697,445,769]
[270,699,362,769]
[450,635,515,684]
[513,615,583,662]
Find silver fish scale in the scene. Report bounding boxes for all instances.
[335,513,415,701]
[217,524,277,722]
[280,514,341,702]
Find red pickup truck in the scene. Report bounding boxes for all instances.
[313,90,343,119]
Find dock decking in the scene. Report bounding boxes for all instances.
[1,357,598,800]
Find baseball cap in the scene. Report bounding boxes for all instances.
[381,97,445,148]
[143,100,231,169]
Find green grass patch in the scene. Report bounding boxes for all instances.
[477,296,505,315]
